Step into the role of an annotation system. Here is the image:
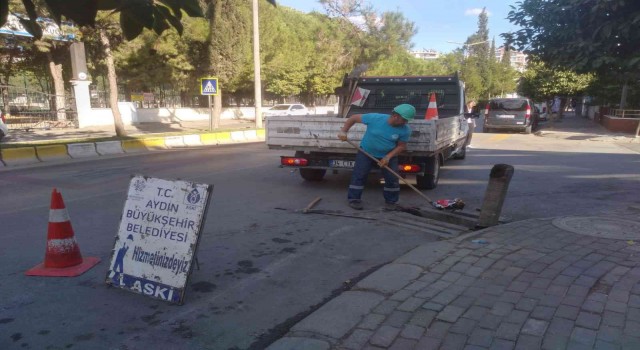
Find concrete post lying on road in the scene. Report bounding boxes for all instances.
[477,164,514,228]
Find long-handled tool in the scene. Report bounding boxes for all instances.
[345,139,436,206]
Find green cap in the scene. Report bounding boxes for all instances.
[393,104,416,121]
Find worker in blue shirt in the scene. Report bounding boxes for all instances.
[338,104,415,210]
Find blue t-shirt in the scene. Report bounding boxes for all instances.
[360,113,411,158]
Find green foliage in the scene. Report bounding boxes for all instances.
[506,0,640,75]
[519,59,594,101]
[1,0,205,40]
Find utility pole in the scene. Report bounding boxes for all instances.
[252,0,263,129]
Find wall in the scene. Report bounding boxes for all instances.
[601,115,640,134]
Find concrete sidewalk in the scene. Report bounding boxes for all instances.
[2,118,259,144]
[269,207,640,350]
[534,113,638,143]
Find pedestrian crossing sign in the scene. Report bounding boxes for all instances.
[200,77,218,96]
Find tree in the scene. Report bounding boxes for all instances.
[506,0,640,107]
[519,59,593,119]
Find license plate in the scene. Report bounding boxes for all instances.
[497,114,515,119]
[331,160,355,168]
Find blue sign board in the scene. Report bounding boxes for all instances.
[200,77,219,96]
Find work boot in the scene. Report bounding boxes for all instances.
[384,202,398,211]
[348,201,363,210]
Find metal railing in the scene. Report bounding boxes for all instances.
[1,85,77,130]
[611,109,640,118]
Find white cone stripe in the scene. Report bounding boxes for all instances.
[47,238,78,252]
[428,101,438,108]
[49,208,70,223]
[383,187,401,192]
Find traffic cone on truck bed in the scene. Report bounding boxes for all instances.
[25,188,100,277]
[425,93,439,120]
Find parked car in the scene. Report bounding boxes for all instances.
[0,111,8,141]
[483,98,539,134]
[262,104,309,120]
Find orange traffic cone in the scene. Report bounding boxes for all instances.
[425,93,439,120]
[25,188,100,277]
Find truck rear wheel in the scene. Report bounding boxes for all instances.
[300,168,326,181]
[416,155,440,189]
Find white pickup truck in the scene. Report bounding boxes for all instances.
[265,75,471,189]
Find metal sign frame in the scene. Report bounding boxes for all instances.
[200,77,219,96]
[105,175,213,304]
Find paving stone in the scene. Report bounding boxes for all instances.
[398,297,426,312]
[597,325,622,343]
[452,262,473,273]
[547,317,575,335]
[546,285,568,297]
[581,300,605,313]
[592,340,621,350]
[555,305,580,320]
[373,300,400,315]
[431,263,454,274]
[531,306,556,320]
[415,336,441,350]
[369,325,401,348]
[424,321,450,339]
[515,334,542,349]
[624,320,640,335]
[491,338,516,350]
[401,324,425,340]
[496,322,521,341]
[531,278,553,289]
[436,305,466,323]
[449,317,477,335]
[476,310,503,328]
[452,295,476,309]
[542,334,568,350]
[441,333,467,350]
[415,288,440,299]
[523,287,546,299]
[418,273,442,284]
[515,298,538,312]
[422,302,445,312]
[388,337,418,350]
[570,327,597,347]
[468,328,493,347]
[608,289,630,303]
[342,329,374,349]
[575,312,601,330]
[553,275,576,286]
[360,314,386,330]
[405,281,430,292]
[500,291,522,304]
[383,311,412,328]
[602,310,625,327]
[604,300,627,314]
[356,263,423,295]
[539,268,562,279]
[409,309,437,328]
[466,266,487,277]
[390,289,414,302]
[621,335,640,348]
[432,290,460,305]
[457,275,477,287]
[506,310,530,325]
[522,318,548,337]
[567,285,589,297]
[268,337,330,350]
[629,294,640,308]
[486,285,507,296]
[491,302,515,317]
[574,275,598,288]
[561,295,585,308]
[627,307,640,322]
[507,281,529,293]
[587,292,608,302]
[442,271,463,283]
[463,306,489,321]
[538,295,563,308]
[442,255,463,265]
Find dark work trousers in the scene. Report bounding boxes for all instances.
[348,151,400,204]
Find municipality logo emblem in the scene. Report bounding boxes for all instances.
[186,189,201,205]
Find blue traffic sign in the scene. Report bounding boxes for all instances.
[200,77,218,96]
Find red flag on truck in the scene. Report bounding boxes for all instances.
[351,87,370,107]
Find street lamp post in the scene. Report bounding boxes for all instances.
[252,0,263,129]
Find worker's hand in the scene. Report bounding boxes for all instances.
[378,156,390,168]
[338,131,348,141]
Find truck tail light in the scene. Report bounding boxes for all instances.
[281,157,308,166]
[484,103,490,115]
[525,106,531,120]
[399,164,421,173]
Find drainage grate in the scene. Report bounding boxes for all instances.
[552,216,640,240]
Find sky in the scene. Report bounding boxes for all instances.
[276,0,522,53]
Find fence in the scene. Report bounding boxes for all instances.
[611,109,640,118]
[1,85,77,130]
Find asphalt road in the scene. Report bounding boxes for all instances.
[1,132,639,350]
